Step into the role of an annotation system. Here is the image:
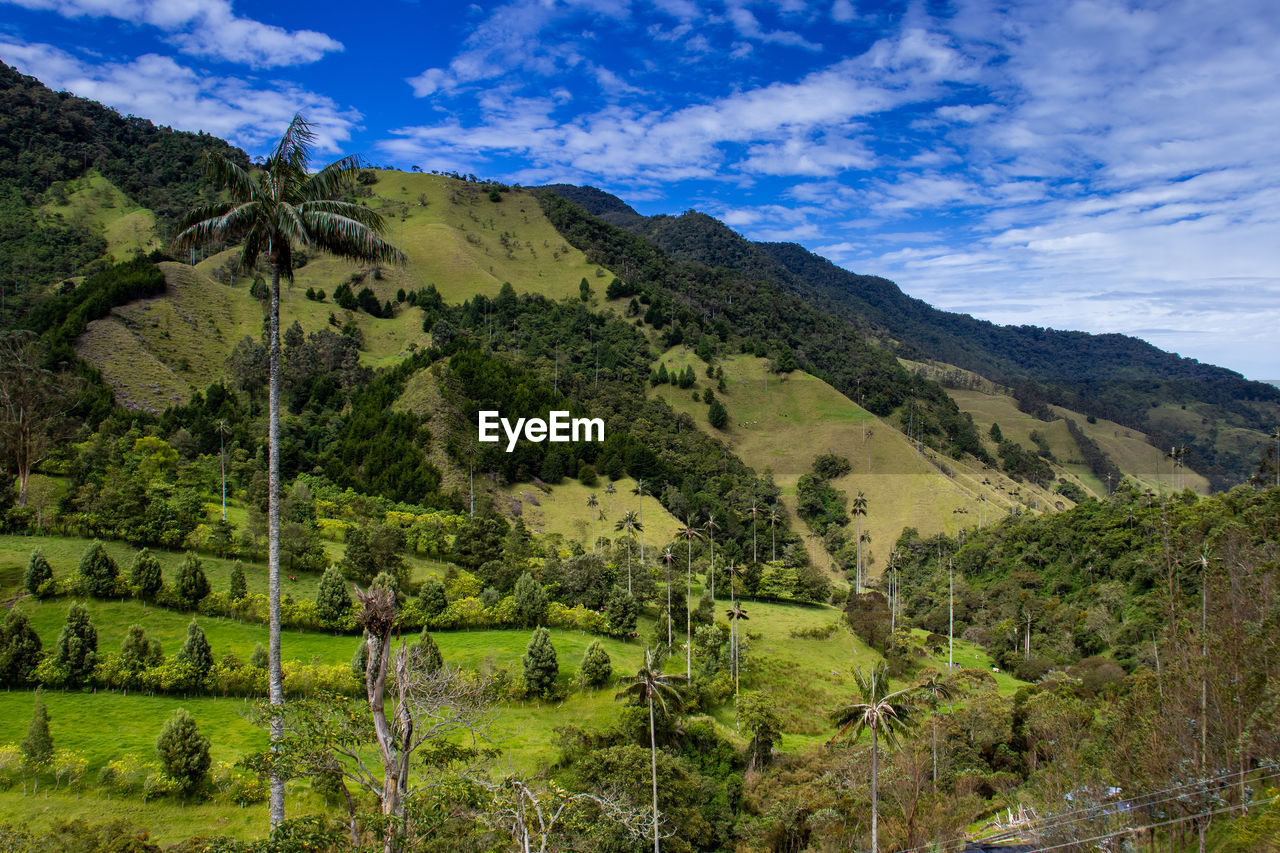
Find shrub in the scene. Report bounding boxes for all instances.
[579,640,612,688]
[228,561,247,601]
[24,549,53,597]
[155,708,210,796]
[315,566,353,627]
[522,627,558,698]
[129,548,164,600]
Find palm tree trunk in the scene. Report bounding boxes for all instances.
[686,543,692,679]
[267,262,285,827]
[649,696,661,853]
[871,725,879,853]
[626,544,632,595]
[932,713,937,791]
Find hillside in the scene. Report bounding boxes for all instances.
[547,186,1278,490]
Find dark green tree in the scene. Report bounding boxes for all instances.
[228,561,248,601]
[177,620,214,689]
[173,553,211,610]
[155,708,211,796]
[0,610,43,687]
[579,639,612,688]
[417,577,447,619]
[120,623,161,678]
[21,698,54,789]
[370,570,403,605]
[24,549,53,597]
[249,643,268,670]
[989,422,1003,443]
[605,587,638,638]
[79,541,118,598]
[54,603,97,687]
[708,398,728,429]
[315,566,353,627]
[129,548,164,601]
[513,571,548,628]
[523,626,558,698]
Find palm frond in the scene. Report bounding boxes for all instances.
[302,212,407,266]
[270,114,316,176]
[203,151,260,202]
[303,154,365,200]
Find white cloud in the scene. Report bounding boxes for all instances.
[1,39,360,153]
[1,0,342,67]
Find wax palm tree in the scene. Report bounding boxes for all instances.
[587,493,599,553]
[703,513,721,599]
[172,114,403,827]
[677,518,702,678]
[617,648,687,853]
[604,482,617,543]
[746,501,761,564]
[918,671,956,791]
[662,546,676,647]
[615,510,642,594]
[851,491,868,593]
[632,479,650,564]
[215,419,232,522]
[831,661,916,853]
[767,504,782,562]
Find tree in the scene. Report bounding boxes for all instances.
[661,547,676,648]
[54,603,97,687]
[632,479,650,565]
[129,548,163,601]
[0,331,77,507]
[677,519,703,678]
[587,493,600,553]
[228,560,248,601]
[315,566,353,627]
[737,691,781,770]
[21,698,53,791]
[747,502,761,564]
[615,510,643,594]
[513,571,549,628]
[120,623,161,679]
[616,648,687,853]
[703,514,721,600]
[156,708,211,797]
[412,630,443,673]
[0,610,42,687]
[173,113,404,828]
[79,541,118,599]
[831,661,917,853]
[523,626,559,698]
[725,598,749,704]
[918,671,955,791]
[605,587,638,637]
[177,620,214,690]
[708,398,728,429]
[851,491,868,593]
[24,549,53,597]
[250,643,269,671]
[173,552,211,610]
[417,577,447,619]
[767,505,782,563]
[580,640,612,688]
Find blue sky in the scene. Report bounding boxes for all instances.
[3,0,1279,379]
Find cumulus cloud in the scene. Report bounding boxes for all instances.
[1,39,360,153]
[1,0,342,67]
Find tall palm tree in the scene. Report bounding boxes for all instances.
[173,114,403,826]
[604,482,617,544]
[746,502,761,564]
[617,648,687,853]
[662,546,676,647]
[677,518,702,678]
[703,513,721,599]
[586,493,599,553]
[215,419,232,522]
[767,504,782,562]
[615,510,642,594]
[851,491,868,593]
[632,479,650,565]
[831,661,916,853]
[917,671,955,791]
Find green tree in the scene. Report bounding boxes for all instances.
[412,630,443,673]
[831,661,917,853]
[614,509,642,594]
[737,691,781,770]
[21,698,53,791]
[54,603,97,687]
[918,671,956,790]
[513,571,548,628]
[120,623,161,679]
[0,610,42,687]
[250,643,268,671]
[708,398,728,429]
[24,549,53,597]
[155,708,211,797]
[228,560,248,601]
[605,587,638,637]
[616,648,687,853]
[173,552,211,610]
[989,422,1003,443]
[173,113,403,827]
[523,626,559,698]
[579,639,612,688]
[370,570,402,606]
[129,548,163,601]
[79,541,118,598]
[418,576,447,619]
[315,565,353,627]
[177,620,214,689]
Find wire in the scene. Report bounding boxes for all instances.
[1025,794,1278,852]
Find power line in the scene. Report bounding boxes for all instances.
[1025,793,1277,852]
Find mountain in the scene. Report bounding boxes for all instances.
[546,185,1278,490]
